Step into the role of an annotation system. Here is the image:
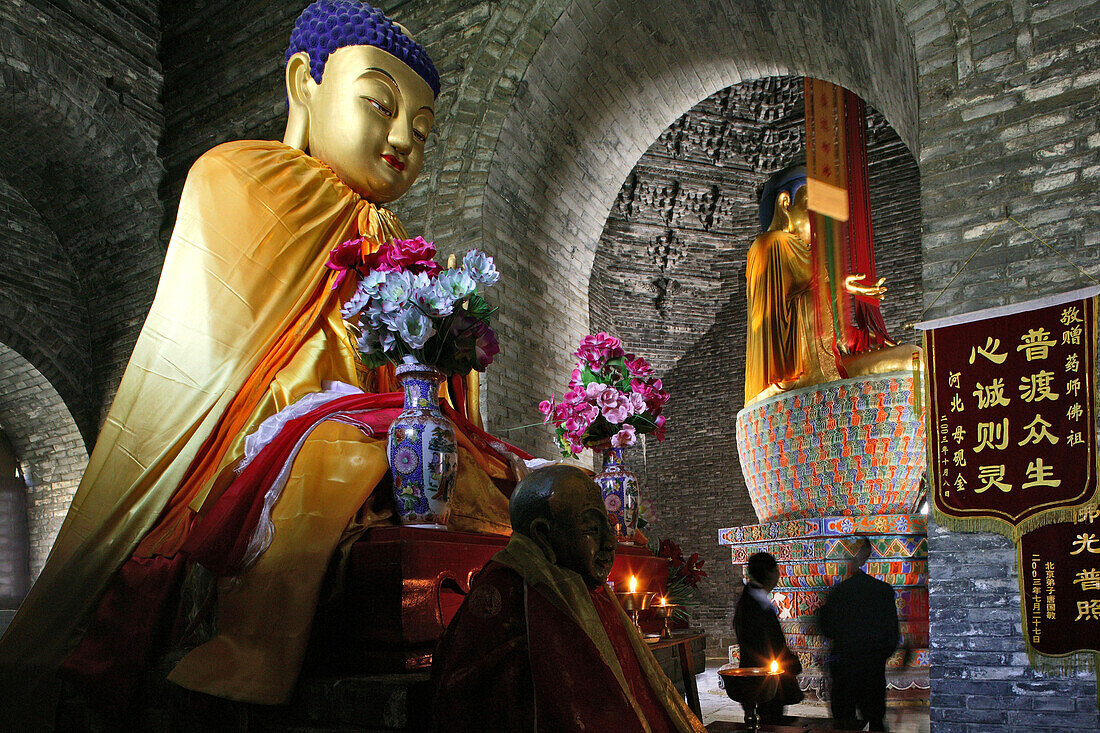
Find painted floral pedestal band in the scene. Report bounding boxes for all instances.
[388,363,457,525]
[736,372,926,523]
[719,514,929,700]
[595,447,639,538]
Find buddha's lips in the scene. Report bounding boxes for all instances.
[382,154,405,171]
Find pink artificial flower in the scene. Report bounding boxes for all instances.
[568,368,583,387]
[595,387,620,411]
[585,382,610,400]
[611,423,638,448]
[632,378,670,412]
[538,397,556,421]
[326,237,366,290]
[574,332,625,369]
[624,355,654,378]
[628,392,647,414]
[602,393,632,424]
[362,240,405,273]
[393,236,436,264]
[410,258,443,278]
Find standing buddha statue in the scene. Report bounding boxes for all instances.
[744,165,920,405]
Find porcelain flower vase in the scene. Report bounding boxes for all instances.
[596,447,639,539]
[388,362,457,526]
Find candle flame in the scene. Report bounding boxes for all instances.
[629,575,637,593]
[769,660,779,674]
[660,596,666,606]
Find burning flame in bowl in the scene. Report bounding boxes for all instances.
[769,660,779,675]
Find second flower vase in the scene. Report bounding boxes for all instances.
[595,447,639,539]
[388,362,457,526]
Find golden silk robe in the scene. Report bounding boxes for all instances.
[0,140,508,723]
[744,229,840,404]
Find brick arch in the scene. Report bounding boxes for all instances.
[459,0,917,453]
[0,27,163,431]
[0,343,88,582]
[0,175,94,445]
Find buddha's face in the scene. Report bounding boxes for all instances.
[304,45,435,203]
[547,473,617,590]
[787,185,811,243]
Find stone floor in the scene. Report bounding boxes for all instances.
[697,660,930,733]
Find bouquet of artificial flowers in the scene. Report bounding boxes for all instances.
[331,236,500,374]
[538,332,669,457]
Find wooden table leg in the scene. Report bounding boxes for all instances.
[677,639,702,719]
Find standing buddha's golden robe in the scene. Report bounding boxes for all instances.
[744,229,840,404]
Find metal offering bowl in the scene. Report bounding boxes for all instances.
[614,590,655,612]
[718,666,781,732]
[652,602,678,638]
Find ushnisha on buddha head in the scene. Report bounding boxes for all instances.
[283,0,440,204]
[510,465,617,590]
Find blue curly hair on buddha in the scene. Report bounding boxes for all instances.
[286,0,440,98]
[758,164,807,232]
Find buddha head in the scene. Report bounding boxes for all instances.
[759,164,810,243]
[283,1,440,204]
[510,465,616,590]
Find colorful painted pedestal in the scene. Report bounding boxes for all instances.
[718,515,929,698]
[725,372,929,700]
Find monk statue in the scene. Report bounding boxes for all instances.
[744,165,921,405]
[431,465,707,732]
[0,2,520,727]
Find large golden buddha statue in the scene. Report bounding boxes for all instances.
[0,2,514,726]
[745,165,921,405]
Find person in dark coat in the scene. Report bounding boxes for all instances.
[817,536,900,731]
[732,551,803,724]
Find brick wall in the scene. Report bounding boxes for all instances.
[0,0,164,437]
[0,345,87,584]
[902,0,1100,729]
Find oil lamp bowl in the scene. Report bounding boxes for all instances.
[614,590,655,612]
[718,667,780,706]
[652,603,677,620]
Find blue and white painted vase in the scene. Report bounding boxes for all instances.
[388,362,457,526]
[596,447,639,539]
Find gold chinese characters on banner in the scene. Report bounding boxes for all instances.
[1018,507,1100,671]
[920,289,1100,539]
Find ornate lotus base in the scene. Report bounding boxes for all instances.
[736,372,926,522]
[719,514,929,701]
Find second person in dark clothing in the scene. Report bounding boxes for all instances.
[733,551,803,724]
[817,536,900,731]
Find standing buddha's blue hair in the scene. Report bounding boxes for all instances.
[286,0,441,98]
[758,164,808,232]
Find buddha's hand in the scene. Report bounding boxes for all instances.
[844,274,887,299]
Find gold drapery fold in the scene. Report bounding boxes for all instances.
[0,140,407,725]
[744,230,839,404]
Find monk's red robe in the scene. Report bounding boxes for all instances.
[431,535,706,733]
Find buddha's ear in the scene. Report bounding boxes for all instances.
[283,51,315,150]
[528,519,557,565]
[770,190,793,232]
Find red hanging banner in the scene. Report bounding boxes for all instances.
[919,289,1100,539]
[1018,508,1100,672]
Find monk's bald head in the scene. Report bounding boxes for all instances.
[510,465,616,589]
[510,465,598,536]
